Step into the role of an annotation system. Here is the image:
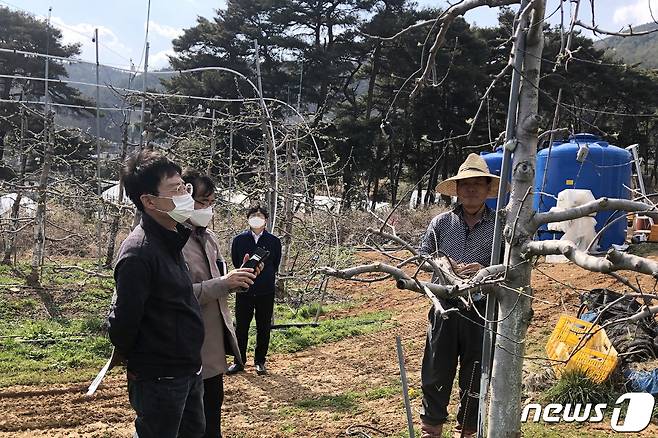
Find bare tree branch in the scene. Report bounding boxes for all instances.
[318,263,451,295]
[532,197,656,227]
[613,304,658,323]
[360,18,441,42]
[471,264,507,283]
[409,0,522,99]
[317,262,498,299]
[574,20,658,38]
[524,240,658,278]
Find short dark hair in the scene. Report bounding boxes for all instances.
[181,167,216,198]
[121,149,182,211]
[246,204,269,219]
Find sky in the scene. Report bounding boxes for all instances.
[2,0,657,71]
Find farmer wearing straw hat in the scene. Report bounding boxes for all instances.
[417,153,499,438]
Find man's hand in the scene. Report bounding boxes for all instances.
[222,260,257,290]
[241,253,264,277]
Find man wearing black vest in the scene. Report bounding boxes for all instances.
[227,205,282,376]
[107,150,205,438]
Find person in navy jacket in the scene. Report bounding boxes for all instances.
[227,205,281,375]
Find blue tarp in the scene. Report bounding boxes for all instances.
[624,369,658,395]
[580,311,597,323]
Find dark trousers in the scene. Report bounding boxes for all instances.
[202,374,224,438]
[235,292,275,364]
[420,300,485,430]
[127,373,205,438]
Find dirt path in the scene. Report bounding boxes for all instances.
[2,251,658,437]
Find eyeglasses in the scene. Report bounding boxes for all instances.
[159,182,193,197]
[174,182,194,195]
[194,198,216,208]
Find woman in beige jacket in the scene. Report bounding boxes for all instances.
[181,169,259,438]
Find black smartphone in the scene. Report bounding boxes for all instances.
[242,247,270,269]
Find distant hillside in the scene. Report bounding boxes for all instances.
[60,63,165,143]
[595,22,658,69]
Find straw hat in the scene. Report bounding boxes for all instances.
[435,153,500,198]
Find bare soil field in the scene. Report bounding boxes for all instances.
[2,251,658,437]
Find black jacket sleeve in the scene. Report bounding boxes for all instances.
[231,235,241,269]
[272,236,282,272]
[107,256,151,357]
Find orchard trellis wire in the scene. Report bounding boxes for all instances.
[0,42,348,322]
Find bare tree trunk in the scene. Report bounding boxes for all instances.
[0,131,7,162]
[27,111,60,318]
[3,105,28,265]
[440,145,450,207]
[207,109,216,177]
[0,79,10,161]
[266,136,277,222]
[651,139,658,186]
[341,161,354,210]
[370,145,384,210]
[487,1,545,436]
[104,116,130,267]
[390,150,403,206]
[365,41,382,121]
[424,147,439,206]
[370,178,380,211]
[278,139,295,297]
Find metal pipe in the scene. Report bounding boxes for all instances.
[478,2,530,437]
[396,336,415,438]
[43,6,52,116]
[139,42,149,148]
[94,28,102,267]
[254,39,278,230]
[207,109,216,175]
[627,144,646,196]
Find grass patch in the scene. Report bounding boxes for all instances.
[0,317,111,387]
[262,310,393,354]
[0,260,116,386]
[0,305,391,386]
[273,302,348,322]
[364,385,399,400]
[295,392,359,411]
[295,384,407,415]
[542,369,617,406]
[0,296,39,319]
[393,427,421,438]
[0,264,21,285]
[60,286,114,317]
[524,370,627,435]
[0,260,114,321]
[278,423,296,435]
[277,406,303,418]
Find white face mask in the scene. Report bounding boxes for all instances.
[248,216,266,229]
[156,193,195,224]
[190,206,213,227]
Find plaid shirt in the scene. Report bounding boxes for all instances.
[419,204,495,270]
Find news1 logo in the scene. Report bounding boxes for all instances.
[521,393,655,432]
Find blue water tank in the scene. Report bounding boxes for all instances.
[480,148,507,210]
[533,133,631,250]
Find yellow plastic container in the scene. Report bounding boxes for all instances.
[545,314,618,383]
